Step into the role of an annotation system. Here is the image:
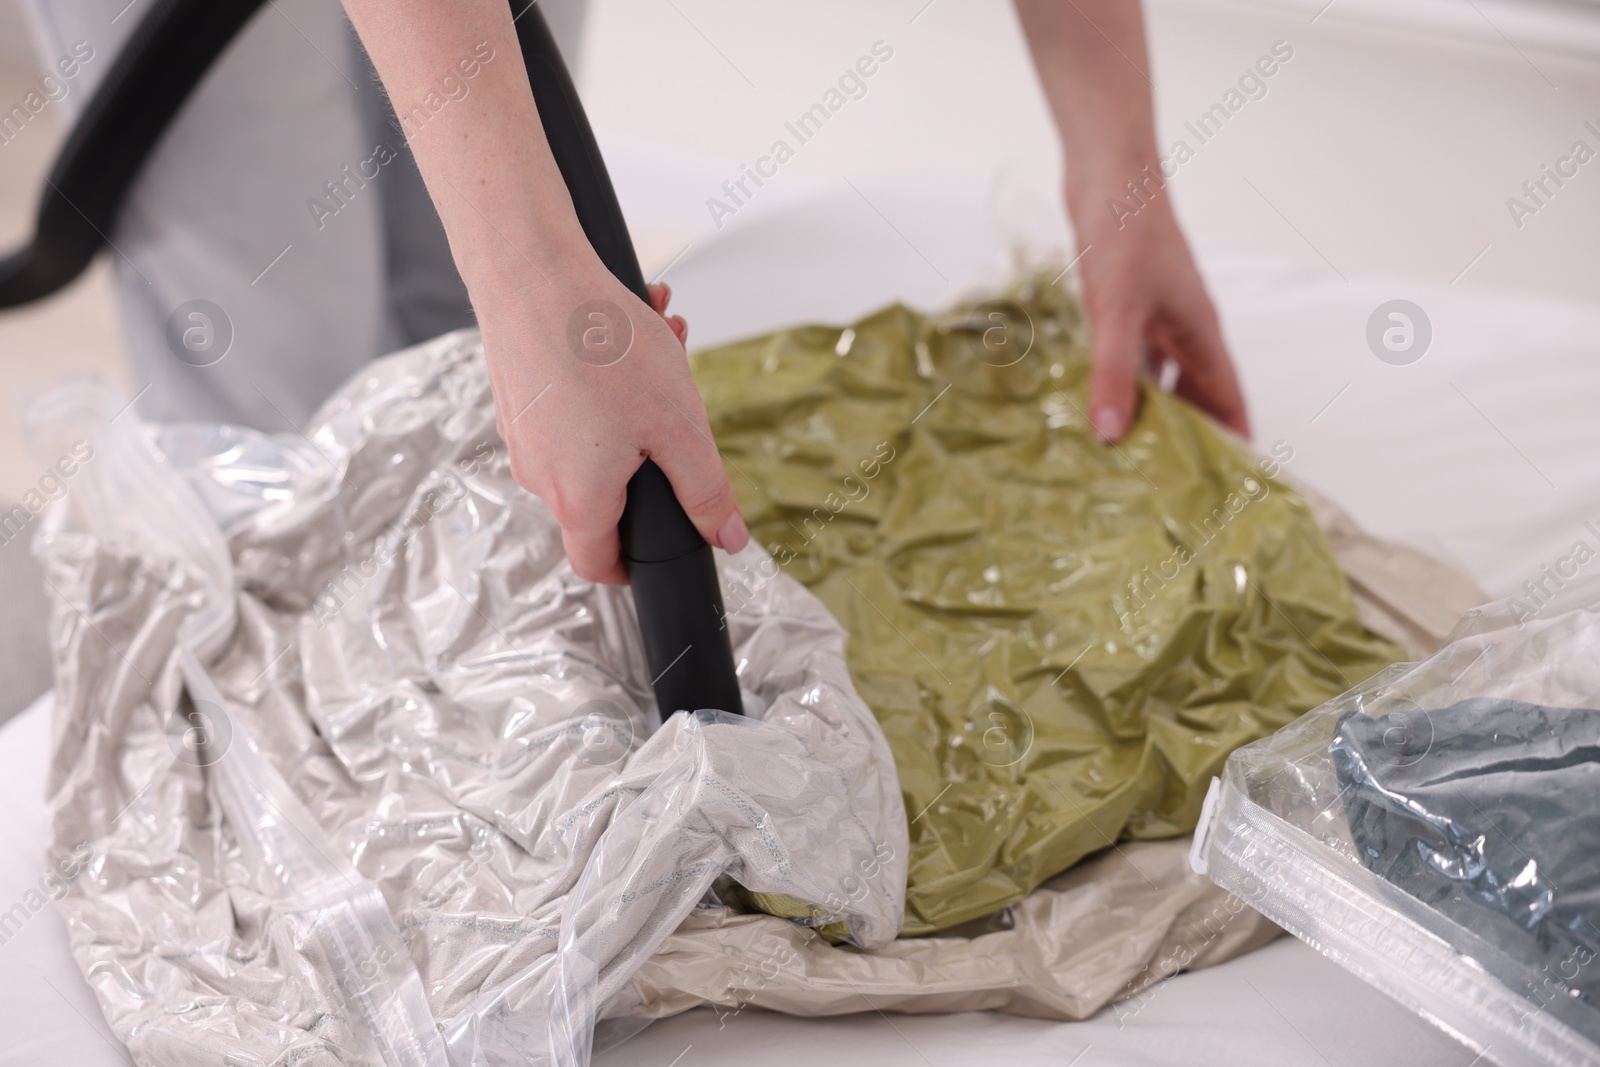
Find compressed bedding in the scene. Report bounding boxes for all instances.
[693,279,1406,932]
[25,282,1481,1064]
[623,467,1480,1024]
[33,350,907,1067]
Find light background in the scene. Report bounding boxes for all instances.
[1,4,1599,1064]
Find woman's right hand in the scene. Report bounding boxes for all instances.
[477,264,748,586]
[338,0,745,581]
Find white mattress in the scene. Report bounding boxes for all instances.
[6,135,1598,1067]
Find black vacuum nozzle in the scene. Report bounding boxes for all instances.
[617,460,745,718]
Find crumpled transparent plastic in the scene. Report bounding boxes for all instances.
[692,279,1405,933]
[1197,577,1600,1067]
[30,332,906,1067]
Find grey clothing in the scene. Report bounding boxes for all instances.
[1335,698,1600,1033]
[19,0,588,429]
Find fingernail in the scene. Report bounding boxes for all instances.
[715,512,749,553]
[1092,405,1126,441]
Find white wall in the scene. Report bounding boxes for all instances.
[577,0,1600,306]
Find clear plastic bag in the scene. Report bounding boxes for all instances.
[31,331,906,1067]
[1195,578,1600,1067]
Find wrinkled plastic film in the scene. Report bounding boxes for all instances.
[28,378,449,1065]
[181,646,449,1067]
[690,279,1405,933]
[21,373,235,658]
[1330,696,1600,1017]
[1202,579,1600,1067]
[32,329,905,1067]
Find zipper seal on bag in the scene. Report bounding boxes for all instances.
[1188,776,1222,876]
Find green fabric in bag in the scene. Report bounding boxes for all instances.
[691,280,1403,935]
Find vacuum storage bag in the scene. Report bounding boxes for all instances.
[28,337,906,1067]
[1197,578,1600,1067]
[692,278,1406,933]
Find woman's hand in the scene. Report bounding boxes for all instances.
[1069,190,1250,443]
[1015,0,1250,443]
[479,266,747,586]
[341,0,744,585]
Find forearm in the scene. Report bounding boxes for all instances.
[1013,0,1161,229]
[1012,0,1246,442]
[340,0,598,318]
[345,0,745,580]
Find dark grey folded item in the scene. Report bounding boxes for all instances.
[1332,698,1600,1013]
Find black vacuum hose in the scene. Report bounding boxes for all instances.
[0,0,744,718]
[510,5,743,718]
[0,0,270,307]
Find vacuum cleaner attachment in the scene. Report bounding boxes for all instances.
[0,0,744,719]
[510,6,744,719]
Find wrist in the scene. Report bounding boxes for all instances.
[467,236,616,330]
[1065,148,1176,241]
[1064,139,1159,208]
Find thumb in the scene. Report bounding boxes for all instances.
[1086,306,1143,442]
[649,418,749,554]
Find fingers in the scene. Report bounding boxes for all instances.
[649,410,748,554]
[647,283,689,347]
[1154,290,1252,440]
[1081,253,1250,443]
[509,437,633,584]
[483,276,721,587]
[562,524,629,586]
[543,470,632,584]
[1090,304,1251,443]
[1084,300,1143,443]
[647,282,670,316]
[641,284,741,547]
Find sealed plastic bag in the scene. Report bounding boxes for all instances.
[32,338,905,1067]
[692,277,1405,932]
[1197,578,1600,1067]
